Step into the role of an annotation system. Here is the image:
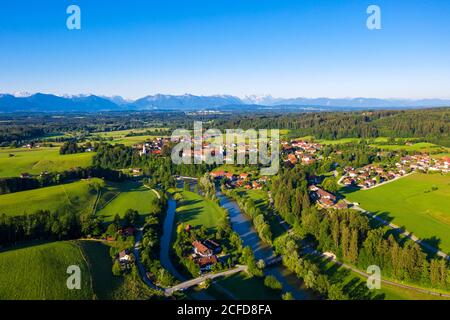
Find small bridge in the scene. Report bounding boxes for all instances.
[164,265,248,296]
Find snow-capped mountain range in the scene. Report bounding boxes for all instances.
[0,92,449,112]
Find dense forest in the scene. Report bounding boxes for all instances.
[213,108,450,145]
[1,108,449,146]
[270,165,450,293]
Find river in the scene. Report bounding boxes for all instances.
[159,179,318,300]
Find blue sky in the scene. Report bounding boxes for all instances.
[0,0,449,99]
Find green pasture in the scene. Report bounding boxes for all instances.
[174,189,225,232]
[96,181,159,222]
[0,179,103,216]
[0,241,93,300]
[0,147,94,178]
[344,173,450,253]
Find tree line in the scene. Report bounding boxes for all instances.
[0,166,125,195]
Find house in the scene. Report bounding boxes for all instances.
[239,173,249,180]
[343,178,354,186]
[210,170,225,179]
[252,181,262,189]
[310,185,337,207]
[139,144,148,156]
[193,241,213,257]
[287,154,298,164]
[197,255,218,272]
[118,227,135,237]
[316,188,336,201]
[224,172,235,181]
[119,250,132,263]
[203,239,222,254]
[319,198,335,208]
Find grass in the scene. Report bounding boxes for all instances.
[0,147,94,178]
[0,240,158,300]
[344,173,450,253]
[175,189,224,232]
[0,178,103,216]
[96,181,159,222]
[206,272,281,300]
[0,241,93,300]
[79,240,158,300]
[88,128,169,146]
[372,142,447,153]
[78,241,124,300]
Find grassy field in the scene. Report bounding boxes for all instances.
[344,173,450,253]
[0,241,93,300]
[372,142,448,153]
[0,147,94,178]
[88,128,169,146]
[0,179,103,216]
[0,240,157,300]
[79,240,158,300]
[96,181,159,222]
[175,189,225,232]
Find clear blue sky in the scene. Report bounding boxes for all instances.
[1,0,449,99]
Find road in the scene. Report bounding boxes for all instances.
[347,201,450,261]
[133,227,160,290]
[164,265,248,296]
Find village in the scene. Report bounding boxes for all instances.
[281,140,323,166]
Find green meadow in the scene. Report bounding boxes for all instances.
[0,241,93,300]
[88,128,169,146]
[372,142,447,153]
[344,173,450,253]
[174,189,225,232]
[96,181,159,222]
[0,147,94,178]
[0,179,103,216]
[0,240,157,300]
[79,240,157,300]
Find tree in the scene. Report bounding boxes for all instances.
[282,292,294,300]
[328,284,348,300]
[340,223,350,260]
[112,261,122,276]
[322,178,338,194]
[348,229,359,263]
[256,259,266,270]
[264,275,282,290]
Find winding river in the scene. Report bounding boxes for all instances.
[159,179,318,300]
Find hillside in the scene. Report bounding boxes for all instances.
[0,179,103,216]
[0,241,93,300]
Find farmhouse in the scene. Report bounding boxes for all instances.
[309,185,337,208]
[197,255,218,272]
[192,240,213,257]
[119,250,133,263]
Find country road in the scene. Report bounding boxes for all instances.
[164,265,248,296]
[347,200,450,261]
